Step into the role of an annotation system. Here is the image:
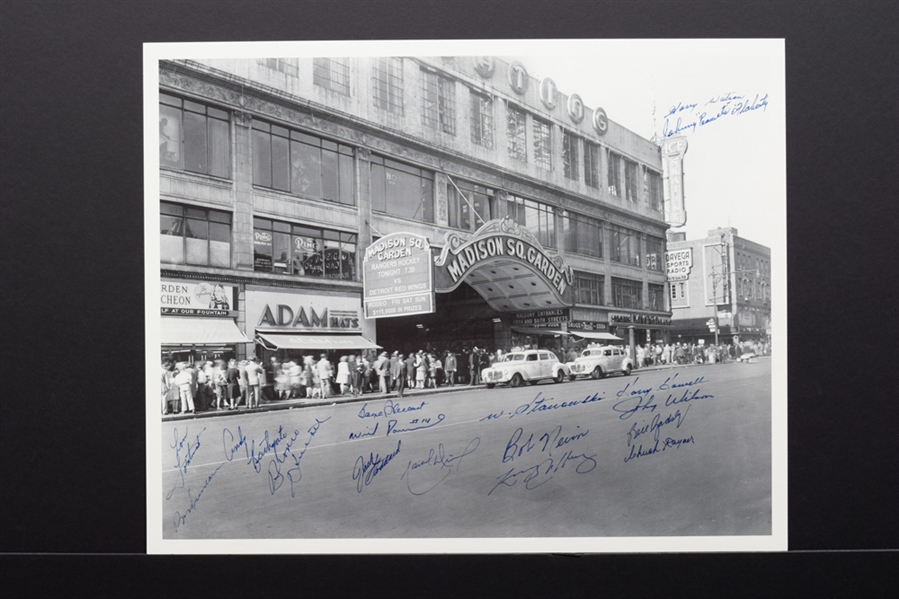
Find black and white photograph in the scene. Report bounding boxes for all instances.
[146,39,786,553]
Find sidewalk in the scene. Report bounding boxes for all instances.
[161,358,763,422]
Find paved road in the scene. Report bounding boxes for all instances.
[161,360,771,539]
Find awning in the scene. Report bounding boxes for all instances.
[511,327,571,337]
[256,332,381,351]
[570,331,626,343]
[161,317,251,345]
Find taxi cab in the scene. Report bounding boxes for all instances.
[481,349,570,388]
[566,344,633,380]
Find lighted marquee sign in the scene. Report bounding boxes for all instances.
[160,280,237,317]
[610,313,672,327]
[511,308,570,327]
[666,248,694,281]
[434,217,573,298]
[362,232,435,319]
[664,136,689,227]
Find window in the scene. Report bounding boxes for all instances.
[160,93,230,178]
[370,155,434,223]
[645,236,664,271]
[257,58,299,78]
[533,117,552,170]
[507,104,527,162]
[584,142,600,188]
[470,90,494,149]
[648,283,665,311]
[646,169,663,210]
[447,178,494,231]
[313,58,350,95]
[372,57,403,114]
[160,201,231,267]
[563,211,603,258]
[421,69,455,134]
[610,225,641,266]
[507,195,555,248]
[252,121,355,205]
[625,159,638,202]
[607,151,621,196]
[253,218,356,280]
[563,132,579,180]
[612,277,643,310]
[670,282,688,307]
[574,271,604,305]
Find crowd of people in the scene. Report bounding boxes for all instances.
[161,346,501,415]
[161,339,769,415]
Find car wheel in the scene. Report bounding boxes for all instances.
[510,373,523,388]
[623,364,632,376]
[554,371,564,383]
[486,383,495,389]
[591,366,604,379]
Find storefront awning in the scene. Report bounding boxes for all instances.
[570,331,625,343]
[161,317,251,345]
[511,327,571,337]
[256,333,381,351]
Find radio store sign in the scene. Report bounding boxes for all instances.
[666,248,694,282]
[161,280,238,317]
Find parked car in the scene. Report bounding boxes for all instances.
[566,345,633,379]
[481,349,570,388]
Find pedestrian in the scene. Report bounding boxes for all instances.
[444,351,456,386]
[174,362,195,414]
[636,345,646,369]
[478,349,490,382]
[275,361,290,400]
[316,353,332,399]
[428,354,438,388]
[469,347,480,385]
[415,352,426,389]
[389,351,400,390]
[392,353,406,398]
[245,356,262,408]
[352,355,365,397]
[225,359,240,410]
[161,360,176,415]
[405,353,416,390]
[336,355,350,395]
[237,360,249,408]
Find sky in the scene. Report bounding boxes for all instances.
[506,40,785,249]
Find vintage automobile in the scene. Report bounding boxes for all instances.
[481,349,570,388]
[566,344,633,379]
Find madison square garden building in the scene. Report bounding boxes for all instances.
[157,55,677,364]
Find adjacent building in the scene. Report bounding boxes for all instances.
[666,227,771,345]
[158,55,674,364]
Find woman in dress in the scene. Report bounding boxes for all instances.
[415,352,427,389]
[336,355,350,395]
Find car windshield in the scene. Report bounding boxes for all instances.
[503,354,525,362]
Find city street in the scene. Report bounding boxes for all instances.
[161,359,771,539]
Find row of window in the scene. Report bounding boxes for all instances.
[573,271,666,311]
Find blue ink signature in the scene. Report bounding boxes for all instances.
[222,425,249,463]
[348,421,379,440]
[627,405,691,446]
[664,388,715,407]
[400,437,480,496]
[478,390,607,422]
[658,373,706,390]
[358,399,426,419]
[488,451,597,496]
[352,440,402,493]
[172,463,223,532]
[624,435,696,463]
[385,413,445,436]
[612,394,659,421]
[502,425,589,464]
[166,426,206,501]
[664,92,769,137]
[267,416,331,498]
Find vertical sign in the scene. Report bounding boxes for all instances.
[664,136,688,227]
[362,233,435,319]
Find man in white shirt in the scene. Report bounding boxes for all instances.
[316,353,333,399]
[245,356,263,408]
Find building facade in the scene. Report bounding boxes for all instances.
[666,227,771,345]
[158,55,673,363]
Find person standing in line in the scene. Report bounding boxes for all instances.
[174,362,195,414]
[316,353,333,399]
[444,351,456,386]
[469,347,480,386]
[245,356,262,409]
[336,355,350,395]
[161,361,175,415]
[236,360,248,408]
[196,361,210,411]
[430,354,442,387]
[415,351,426,389]
[478,349,490,382]
[405,353,416,390]
[392,353,406,398]
[225,359,241,410]
[275,361,290,400]
[215,360,227,409]
[377,352,390,394]
[636,345,646,369]
[388,351,400,391]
